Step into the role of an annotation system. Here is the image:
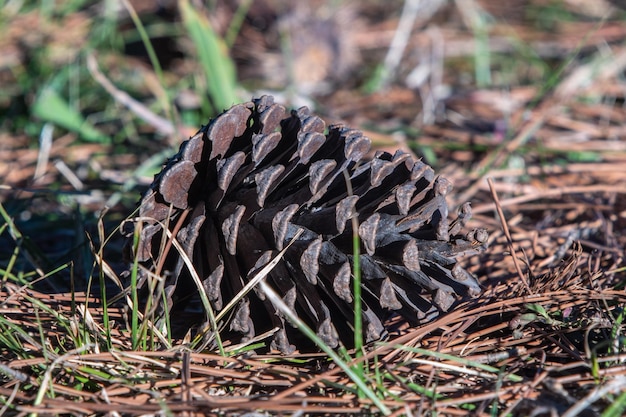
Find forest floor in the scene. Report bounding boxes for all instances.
[1,1,625,415]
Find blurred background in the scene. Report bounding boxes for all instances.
[1,0,626,286]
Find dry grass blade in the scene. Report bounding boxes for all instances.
[487,177,531,293]
[86,48,175,138]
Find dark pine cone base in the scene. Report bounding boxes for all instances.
[123,96,487,353]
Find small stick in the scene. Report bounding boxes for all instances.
[86,53,175,137]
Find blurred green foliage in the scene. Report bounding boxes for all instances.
[0,0,240,146]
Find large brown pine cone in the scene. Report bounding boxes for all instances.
[122,96,487,353]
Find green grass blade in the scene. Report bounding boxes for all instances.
[224,0,252,48]
[351,217,363,354]
[602,390,626,417]
[32,88,108,143]
[180,0,238,113]
[130,223,141,350]
[121,0,172,122]
[342,169,365,390]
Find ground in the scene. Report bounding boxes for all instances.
[0,1,625,415]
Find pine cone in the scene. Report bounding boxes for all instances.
[122,96,487,353]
